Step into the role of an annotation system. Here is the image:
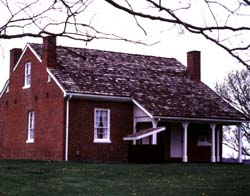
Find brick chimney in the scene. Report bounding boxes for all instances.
[187,51,201,82]
[42,36,57,68]
[10,48,22,75]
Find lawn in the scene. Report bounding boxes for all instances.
[0,161,249,196]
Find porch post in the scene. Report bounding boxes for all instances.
[216,128,220,162]
[210,123,216,163]
[132,119,137,145]
[182,122,189,162]
[237,124,242,163]
[152,119,158,145]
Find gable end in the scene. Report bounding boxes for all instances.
[13,44,42,72]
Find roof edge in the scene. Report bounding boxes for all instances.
[66,92,131,102]
[13,44,42,72]
[0,80,9,98]
[132,99,153,118]
[153,115,249,124]
[47,68,66,96]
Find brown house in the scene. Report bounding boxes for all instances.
[0,36,248,163]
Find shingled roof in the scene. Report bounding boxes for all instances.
[30,43,247,121]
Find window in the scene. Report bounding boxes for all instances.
[197,135,211,146]
[27,111,35,143]
[94,108,111,143]
[24,62,31,88]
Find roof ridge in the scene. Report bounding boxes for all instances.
[29,42,177,60]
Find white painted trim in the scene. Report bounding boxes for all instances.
[182,122,189,162]
[153,116,248,124]
[26,139,34,143]
[123,127,165,141]
[237,124,242,163]
[210,123,216,163]
[0,80,9,98]
[65,95,72,161]
[93,139,111,143]
[67,92,131,102]
[132,99,153,118]
[216,129,220,162]
[13,44,42,72]
[133,113,137,145]
[152,133,157,145]
[134,116,152,122]
[22,85,30,89]
[47,68,66,96]
[27,111,35,142]
[93,108,111,144]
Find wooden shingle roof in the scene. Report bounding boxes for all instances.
[30,43,248,121]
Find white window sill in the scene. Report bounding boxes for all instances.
[93,139,111,144]
[22,85,30,89]
[26,139,34,143]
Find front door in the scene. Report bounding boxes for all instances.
[170,125,183,158]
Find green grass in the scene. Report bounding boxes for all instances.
[0,161,249,196]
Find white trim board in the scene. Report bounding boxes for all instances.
[13,44,42,72]
[153,116,248,124]
[47,68,66,96]
[0,80,9,98]
[66,92,131,102]
[132,99,153,118]
[123,127,165,141]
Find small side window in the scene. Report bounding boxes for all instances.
[26,111,35,143]
[23,62,31,88]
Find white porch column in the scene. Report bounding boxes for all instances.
[216,128,220,162]
[152,119,158,145]
[133,119,137,145]
[210,123,216,163]
[182,122,189,162]
[237,124,242,163]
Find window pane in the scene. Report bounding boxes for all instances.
[30,129,34,140]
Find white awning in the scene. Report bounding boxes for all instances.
[123,127,166,141]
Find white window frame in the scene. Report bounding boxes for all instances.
[23,62,31,88]
[26,111,35,143]
[94,108,111,143]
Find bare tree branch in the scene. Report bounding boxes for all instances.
[104,0,250,68]
[216,69,250,158]
[0,0,249,69]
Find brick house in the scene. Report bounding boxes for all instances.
[0,36,248,163]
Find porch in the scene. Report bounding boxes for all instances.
[123,118,243,163]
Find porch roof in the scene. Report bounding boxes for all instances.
[123,127,165,141]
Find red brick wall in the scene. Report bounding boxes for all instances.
[68,99,133,162]
[0,47,65,160]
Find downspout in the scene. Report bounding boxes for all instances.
[65,95,72,161]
